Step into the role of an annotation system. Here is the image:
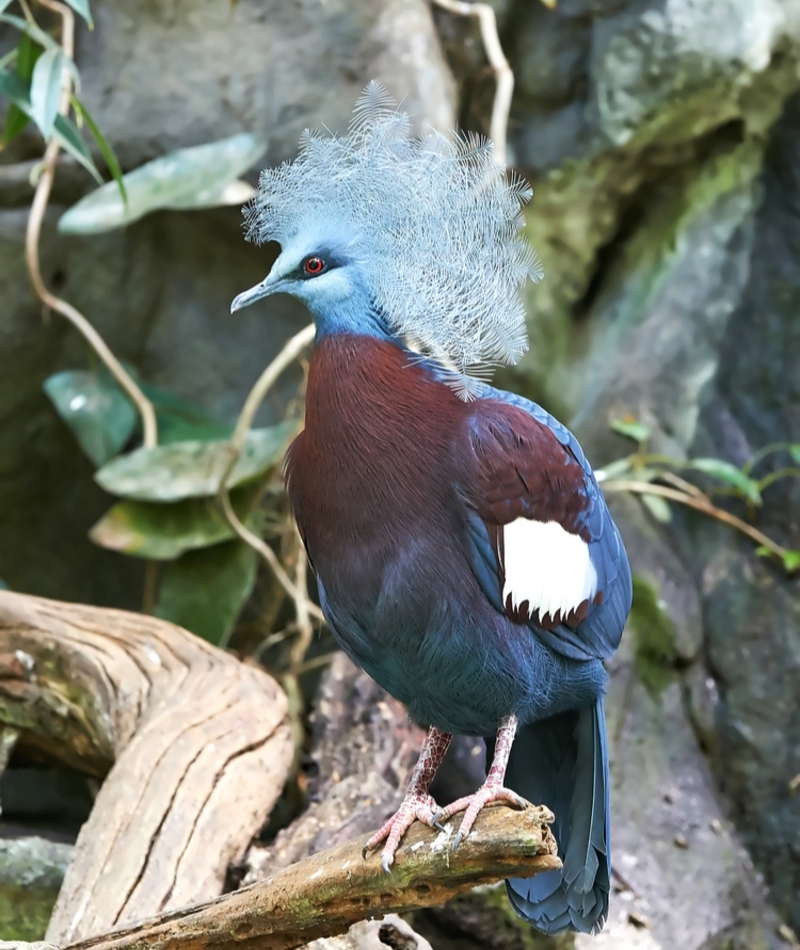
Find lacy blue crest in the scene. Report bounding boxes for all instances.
[243,81,543,396]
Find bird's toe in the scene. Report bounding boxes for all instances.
[363,791,441,870]
[435,784,530,850]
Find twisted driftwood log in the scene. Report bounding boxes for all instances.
[0,592,295,944]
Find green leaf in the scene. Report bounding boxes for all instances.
[43,369,137,466]
[2,30,40,144]
[0,14,63,53]
[783,550,800,572]
[58,132,266,234]
[89,484,259,559]
[71,94,127,203]
[155,414,233,445]
[789,445,800,465]
[61,0,92,26]
[641,493,672,523]
[688,458,763,505]
[30,46,65,137]
[754,545,771,558]
[0,68,101,182]
[155,539,258,644]
[95,421,298,501]
[89,369,233,444]
[593,456,634,483]
[610,417,651,443]
[140,382,233,444]
[53,112,102,183]
[0,65,31,106]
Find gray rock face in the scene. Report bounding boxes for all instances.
[514,7,591,107]
[599,628,778,949]
[570,140,762,459]
[75,0,456,170]
[588,0,788,148]
[694,93,800,929]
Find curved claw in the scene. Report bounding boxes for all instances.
[362,791,440,872]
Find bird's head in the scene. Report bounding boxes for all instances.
[230,223,380,334]
[231,82,542,397]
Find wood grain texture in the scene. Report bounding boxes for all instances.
[0,592,294,945]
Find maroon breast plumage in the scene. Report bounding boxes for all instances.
[285,333,469,571]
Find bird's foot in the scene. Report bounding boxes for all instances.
[434,782,527,850]
[363,791,443,872]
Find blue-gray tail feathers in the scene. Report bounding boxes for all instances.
[495,700,610,934]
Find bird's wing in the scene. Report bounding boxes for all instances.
[460,392,631,662]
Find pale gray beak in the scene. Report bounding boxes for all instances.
[230,273,280,313]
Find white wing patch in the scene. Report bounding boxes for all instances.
[499,519,598,625]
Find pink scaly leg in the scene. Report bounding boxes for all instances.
[363,725,452,872]
[434,713,527,849]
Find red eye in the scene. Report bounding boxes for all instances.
[304,256,325,275]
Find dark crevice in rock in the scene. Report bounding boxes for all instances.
[575,118,748,322]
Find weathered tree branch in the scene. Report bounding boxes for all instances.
[49,801,557,950]
[0,592,295,945]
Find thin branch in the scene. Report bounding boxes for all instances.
[655,469,708,499]
[25,0,158,448]
[431,0,513,165]
[279,531,318,744]
[217,321,323,624]
[604,479,796,567]
[49,803,559,950]
[218,490,324,623]
[229,323,316,461]
[142,559,159,614]
[741,441,796,476]
[294,651,338,676]
[756,467,800,492]
[288,533,314,673]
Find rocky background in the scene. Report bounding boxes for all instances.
[1,1,799,948]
